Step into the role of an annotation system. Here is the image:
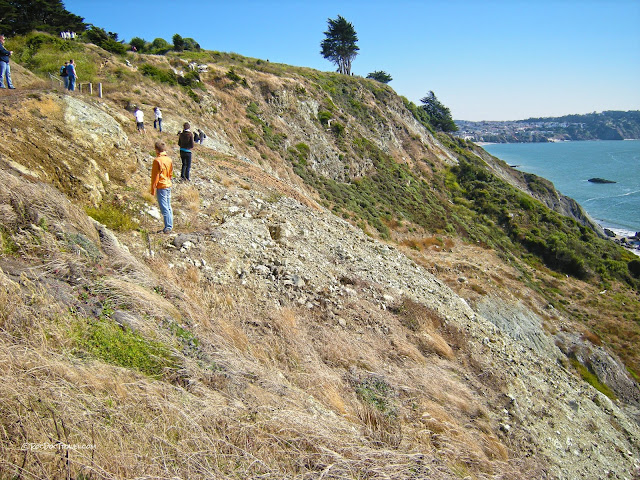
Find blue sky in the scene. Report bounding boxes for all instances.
[63,0,640,121]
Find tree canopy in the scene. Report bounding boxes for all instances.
[320,15,359,75]
[366,71,392,84]
[85,26,126,54]
[0,0,86,36]
[420,91,457,132]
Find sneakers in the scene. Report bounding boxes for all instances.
[156,228,172,234]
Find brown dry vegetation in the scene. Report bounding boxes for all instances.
[0,118,537,479]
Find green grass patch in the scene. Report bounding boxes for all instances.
[356,377,396,415]
[570,358,617,400]
[0,227,19,255]
[85,203,137,232]
[71,318,178,378]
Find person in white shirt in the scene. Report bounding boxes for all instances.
[153,106,163,132]
[134,106,145,134]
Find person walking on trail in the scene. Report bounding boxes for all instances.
[153,106,162,132]
[197,129,206,144]
[178,122,195,181]
[150,140,173,234]
[0,34,16,89]
[134,106,145,134]
[66,59,78,91]
[60,61,69,89]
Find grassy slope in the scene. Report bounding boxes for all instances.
[1,32,639,478]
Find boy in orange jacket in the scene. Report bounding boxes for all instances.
[150,140,173,233]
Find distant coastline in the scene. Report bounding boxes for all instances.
[456,111,640,144]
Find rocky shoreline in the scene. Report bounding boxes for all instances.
[605,229,640,256]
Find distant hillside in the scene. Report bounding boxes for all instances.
[456,110,640,143]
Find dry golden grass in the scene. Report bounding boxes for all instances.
[416,331,455,359]
[175,184,200,212]
[400,235,454,252]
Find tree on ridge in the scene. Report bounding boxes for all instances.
[420,91,458,132]
[320,15,359,75]
[367,71,392,84]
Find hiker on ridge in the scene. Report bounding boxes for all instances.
[154,106,162,132]
[134,106,145,134]
[0,34,16,89]
[60,61,69,89]
[178,122,195,181]
[150,140,173,234]
[66,59,78,91]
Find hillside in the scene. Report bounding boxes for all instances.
[1,34,640,479]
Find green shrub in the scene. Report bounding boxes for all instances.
[629,259,640,278]
[178,69,200,87]
[71,318,177,377]
[139,63,177,85]
[186,88,200,103]
[318,110,332,125]
[85,203,137,232]
[0,227,19,255]
[331,121,345,136]
[356,377,396,415]
[225,68,248,87]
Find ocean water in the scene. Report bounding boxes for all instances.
[482,140,640,236]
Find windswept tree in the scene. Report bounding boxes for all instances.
[320,15,359,75]
[366,70,392,84]
[420,91,458,132]
[172,33,185,51]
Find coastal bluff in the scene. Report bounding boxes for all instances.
[0,39,639,480]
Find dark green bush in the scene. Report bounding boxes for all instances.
[318,110,332,125]
[139,64,177,85]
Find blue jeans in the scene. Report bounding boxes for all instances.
[154,118,162,131]
[180,150,192,180]
[63,76,69,89]
[0,61,14,88]
[156,188,173,230]
[68,75,76,91]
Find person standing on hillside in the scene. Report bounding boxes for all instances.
[178,122,195,181]
[197,129,206,144]
[150,140,173,234]
[60,61,69,89]
[134,106,145,134]
[0,34,16,89]
[66,59,78,91]
[153,106,162,132]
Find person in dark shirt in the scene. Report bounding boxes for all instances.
[177,122,195,181]
[60,61,69,89]
[0,34,15,89]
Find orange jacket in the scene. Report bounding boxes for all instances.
[150,151,173,195]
